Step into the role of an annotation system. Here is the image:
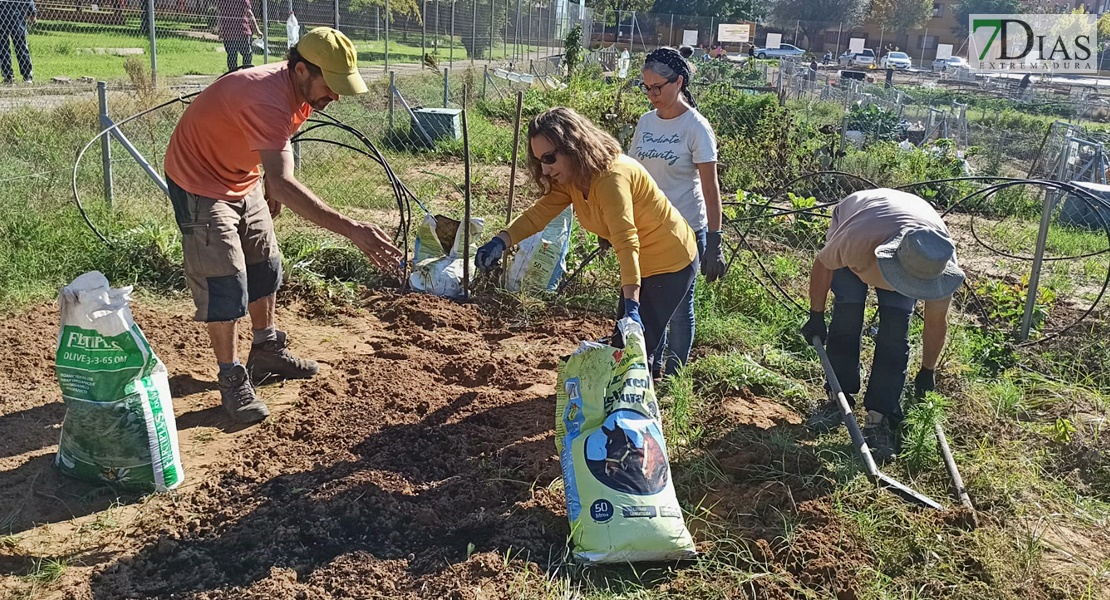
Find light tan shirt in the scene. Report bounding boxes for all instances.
[816,188,951,291]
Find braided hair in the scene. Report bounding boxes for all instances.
[644,47,696,108]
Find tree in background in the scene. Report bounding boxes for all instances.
[564,24,583,75]
[348,0,422,23]
[868,0,931,52]
[766,0,867,50]
[450,0,510,59]
[951,0,1020,37]
[650,0,766,22]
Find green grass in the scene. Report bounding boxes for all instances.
[26,20,541,81]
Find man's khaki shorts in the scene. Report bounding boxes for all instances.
[167,177,282,322]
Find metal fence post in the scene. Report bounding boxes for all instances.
[97,82,114,207]
[147,0,157,86]
[669,14,674,47]
[488,0,494,62]
[450,0,456,65]
[482,65,488,99]
[471,0,478,63]
[385,0,391,72]
[1020,142,1070,340]
[389,70,396,131]
[262,0,270,63]
[334,0,340,30]
[515,0,522,61]
[421,0,427,60]
[444,67,450,105]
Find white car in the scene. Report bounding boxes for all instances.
[932,56,968,71]
[753,44,806,59]
[849,49,876,67]
[880,51,911,69]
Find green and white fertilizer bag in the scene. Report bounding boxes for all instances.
[555,318,696,564]
[409,214,484,297]
[54,271,184,492]
[505,206,573,294]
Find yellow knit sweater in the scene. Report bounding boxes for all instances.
[505,154,696,287]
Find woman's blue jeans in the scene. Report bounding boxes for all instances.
[827,268,915,419]
[653,228,707,376]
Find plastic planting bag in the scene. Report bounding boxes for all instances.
[409,213,484,297]
[505,206,573,295]
[54,271,184,492]
[555,318,696,563]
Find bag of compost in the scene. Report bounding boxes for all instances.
[54,271,184,492]
[505,206,573,294]
[409,214,484,298]
[554,318,696,563]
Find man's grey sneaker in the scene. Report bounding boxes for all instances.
[863,410,898,465]
[246,329,319,385]
[218,364,270,423]
[805,398,844,433]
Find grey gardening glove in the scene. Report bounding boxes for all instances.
[475,237,506,273]
[702,230,727,282]
[801,310,827,345]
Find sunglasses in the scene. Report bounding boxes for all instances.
[538,150,558,165]
[639,78,678,95]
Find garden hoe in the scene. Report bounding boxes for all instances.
[811,337,944,510]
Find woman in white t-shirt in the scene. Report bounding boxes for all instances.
[631,47,726,379]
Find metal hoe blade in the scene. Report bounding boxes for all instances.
[811,337,944,510]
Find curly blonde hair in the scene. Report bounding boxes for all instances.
[526,107,622,194]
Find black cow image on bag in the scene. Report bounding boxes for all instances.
[585,410,669,495]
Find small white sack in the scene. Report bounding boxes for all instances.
[409,216,484,297]
[506,206,573,294]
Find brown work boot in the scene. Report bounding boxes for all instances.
[246,330,319,385]
[218,364,270,423]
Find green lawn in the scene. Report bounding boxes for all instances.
[25,20,540,82]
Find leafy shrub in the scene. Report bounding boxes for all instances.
[846,104,904,143]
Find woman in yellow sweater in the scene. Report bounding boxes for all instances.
[476,107,698,369]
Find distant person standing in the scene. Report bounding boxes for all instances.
[217,0,261,73]
[0,0,35,84]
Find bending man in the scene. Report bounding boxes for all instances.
[801,188,965,462]
[164,27,401,424]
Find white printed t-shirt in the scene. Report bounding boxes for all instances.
[631,108,717,232]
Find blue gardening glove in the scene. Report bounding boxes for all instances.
[624,298,644,329]
[800,310,827,345]
[914,368,936,400]
[702,230,727,282]
[475,237,506,273]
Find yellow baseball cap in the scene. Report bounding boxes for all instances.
[295,27,367,96]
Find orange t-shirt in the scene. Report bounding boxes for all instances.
[165,61,312,201]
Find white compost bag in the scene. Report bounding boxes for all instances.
[409,214,484,297]
[555,318,696,563]
[54,271,184,492]
[505,206,572,294]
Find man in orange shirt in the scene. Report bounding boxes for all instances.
[165,27,401,424]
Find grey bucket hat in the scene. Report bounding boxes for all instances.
[875,228,965,301]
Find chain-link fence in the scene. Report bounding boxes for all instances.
[0,0,595,97]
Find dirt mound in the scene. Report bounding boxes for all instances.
[79,293,608,599]
[1,292,880,599]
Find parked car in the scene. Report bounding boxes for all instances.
[849,48,876,67]
[932,56,968,71]
[838,50,856,65]
[880,51,911,69]
[753,43,806,59]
